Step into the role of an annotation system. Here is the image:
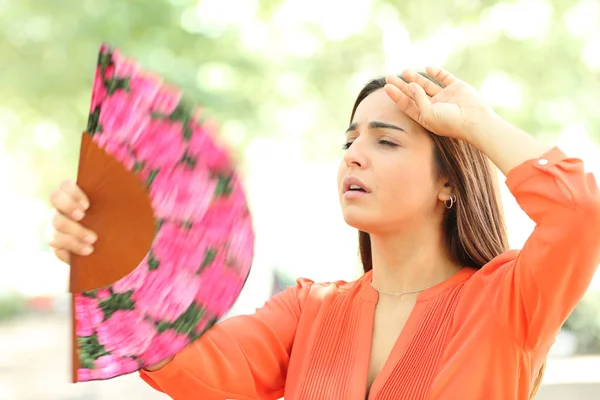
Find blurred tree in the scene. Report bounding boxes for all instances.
[563,292,600,354]
[2,0,599,348]
[3,0,600,194]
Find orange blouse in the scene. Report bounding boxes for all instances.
[140,147,600,399]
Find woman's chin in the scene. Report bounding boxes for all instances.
[342,210,375,232]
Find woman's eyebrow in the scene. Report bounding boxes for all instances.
[346,121,406,133]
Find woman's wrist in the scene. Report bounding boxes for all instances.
[466,111,550,175]
[463,107,502,148]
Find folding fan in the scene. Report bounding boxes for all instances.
[69,43,254,382]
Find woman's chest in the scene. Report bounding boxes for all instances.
[284,293,462,400]
[366,298,415,394]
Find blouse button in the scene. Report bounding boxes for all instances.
[537,159,549,166]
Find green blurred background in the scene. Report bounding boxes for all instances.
[1,0,600,398]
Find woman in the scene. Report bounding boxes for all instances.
[48,68,600,399]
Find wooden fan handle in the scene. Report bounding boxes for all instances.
[70,133,156,382]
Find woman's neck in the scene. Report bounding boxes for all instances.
[369,223,462,294]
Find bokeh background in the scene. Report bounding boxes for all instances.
[1,0,600,398]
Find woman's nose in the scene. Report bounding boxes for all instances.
[343,139,367,168]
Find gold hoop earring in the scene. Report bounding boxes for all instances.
[445,194,457,210]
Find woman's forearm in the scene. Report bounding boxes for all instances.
[468,111,551,176]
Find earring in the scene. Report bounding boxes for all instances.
[445,194,457,209]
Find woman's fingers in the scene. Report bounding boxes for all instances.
[384,76,421,122]
[47,179,95,264]
[51,212,97,244]
[385,74,415,100]
[401,70,443,97]
[60,179,90,209]
[384,84,421,122]
[424,67,457,87]
[49,188,82,220]
[50,180,89,221]
[384,74,435,126]
[48,230,94,257]
[53,248,71,264]
[408,82,432,111]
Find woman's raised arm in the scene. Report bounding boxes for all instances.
[384,67,600,349]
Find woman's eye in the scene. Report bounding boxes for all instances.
[379,140,398,147]
[343,140,397,150]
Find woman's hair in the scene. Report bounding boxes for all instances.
[351,75,509,273]
[350,75,544,399]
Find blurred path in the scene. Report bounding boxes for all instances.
[0,314,166,400]
[537,383,600,400]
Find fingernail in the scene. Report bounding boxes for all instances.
[72,209,85,221]
[84,234,97,244]
[80,200,90,210]
[81,246,94,255]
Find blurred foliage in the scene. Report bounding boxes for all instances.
[2,0,600,349]
[563,292,600,354]
[2,0,600,199]
[0,292,27,321]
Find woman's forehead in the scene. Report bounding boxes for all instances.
[352,90,421,131]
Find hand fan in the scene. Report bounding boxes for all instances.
[69,43,254,383]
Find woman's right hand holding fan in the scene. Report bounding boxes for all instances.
[48,179,174,372]
[48,179,97,264]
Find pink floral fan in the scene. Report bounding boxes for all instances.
[69,43,254,382]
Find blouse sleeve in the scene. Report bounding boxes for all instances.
[139,278,314,400]
[482,147,600,350]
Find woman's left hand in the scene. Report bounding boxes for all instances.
[384,67,496,143]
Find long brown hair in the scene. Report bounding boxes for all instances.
[350,75,544,398]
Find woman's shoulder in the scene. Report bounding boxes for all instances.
[460,249,524,296]
[475,249,521,278]
[293,274,365,292]
[286,273,368,305]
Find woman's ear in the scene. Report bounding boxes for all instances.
[437,178,454,203]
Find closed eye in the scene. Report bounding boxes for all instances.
[379,140,398,147]
[342,139,398,150]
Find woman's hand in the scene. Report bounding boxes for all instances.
[48,179,174,372]
[384,67,496,143]
[48,179,97,264]
[386,67,549,175]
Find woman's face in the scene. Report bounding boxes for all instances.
[337,88,447,234]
